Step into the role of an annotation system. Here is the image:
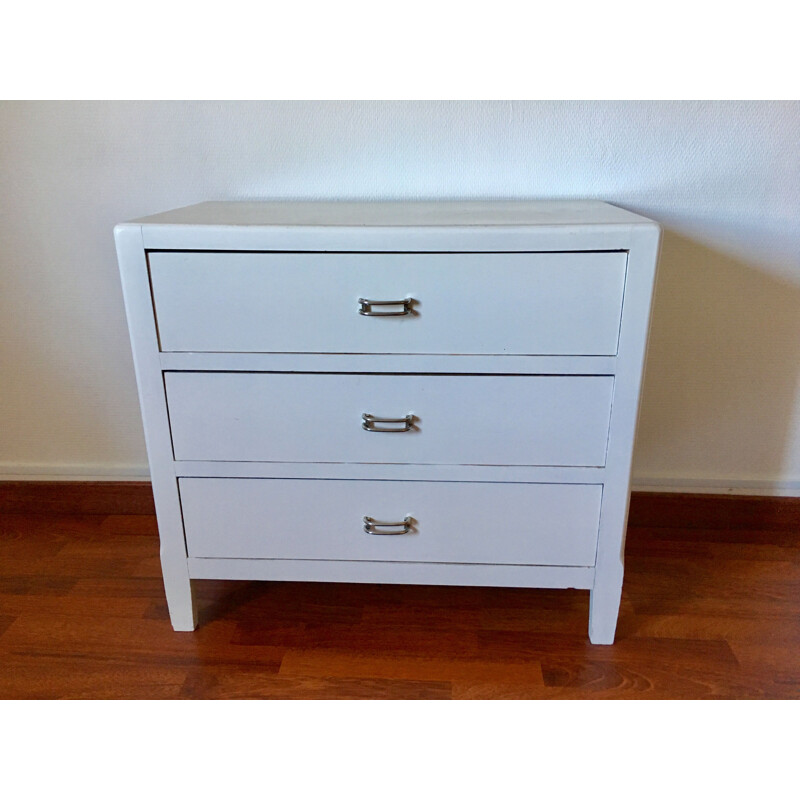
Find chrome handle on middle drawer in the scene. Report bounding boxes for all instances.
[363,516,412,535]
[362,413,414,432]
[358,297,414,316]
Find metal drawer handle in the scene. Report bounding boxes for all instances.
[364,516,412,535]
[362,413,414,433]
[358,297,414,316]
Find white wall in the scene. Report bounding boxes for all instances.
[1,101,798,491]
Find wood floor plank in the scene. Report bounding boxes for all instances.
[0,594,154,620]
[0,575,78,596]
[625,533,800,562]
[0,481,155,516]
[0,654,187,699]
[451,681,551,700]
[537,660,770,699]
[232,618,482,658]
[359,604,485,630]
[279,649,545,685]
[622,613,800,644]
[627,492,800,531]
[67,576,167,599]
[178,670,452,700]
[0,614,284,671]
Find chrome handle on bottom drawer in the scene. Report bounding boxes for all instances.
[362,413,414,432]
[358,297,414,316]
[363,516,412,535]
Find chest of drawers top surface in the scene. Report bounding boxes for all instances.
[131,199,656,227]
[123,200,658,251]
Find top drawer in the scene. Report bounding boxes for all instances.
[148,251,627,355]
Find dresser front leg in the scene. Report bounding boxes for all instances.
[588,573,623,645]
[161,554,197,631]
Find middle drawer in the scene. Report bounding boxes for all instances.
[165,372,614,466]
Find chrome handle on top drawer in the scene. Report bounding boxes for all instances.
[358,297,414,316]
[363,516,412,535]
[362,413,414,432]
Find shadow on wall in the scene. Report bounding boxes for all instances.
[633,229,800,485]
[0,224,146,476]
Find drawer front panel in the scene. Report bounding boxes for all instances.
[180,478,602,566]
[149,251,627,355]
[166,372,614,466]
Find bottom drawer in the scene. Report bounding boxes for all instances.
[179,478,602,567]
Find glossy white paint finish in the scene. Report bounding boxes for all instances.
[115,199,661,644]
[149,251,627,356]
[180,478,603,566]
[165,372,614,467]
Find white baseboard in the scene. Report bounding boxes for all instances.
[1,464,798,497]
[0,463,150,481]
[631,476,800,497]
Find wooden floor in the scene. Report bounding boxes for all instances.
[1,488,798,699]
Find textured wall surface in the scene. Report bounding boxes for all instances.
[0,101,798,488]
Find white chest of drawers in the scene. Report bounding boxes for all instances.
[115,200,660,644]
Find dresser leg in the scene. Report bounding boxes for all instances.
[161,557,198,631]
[588,578,622,645]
